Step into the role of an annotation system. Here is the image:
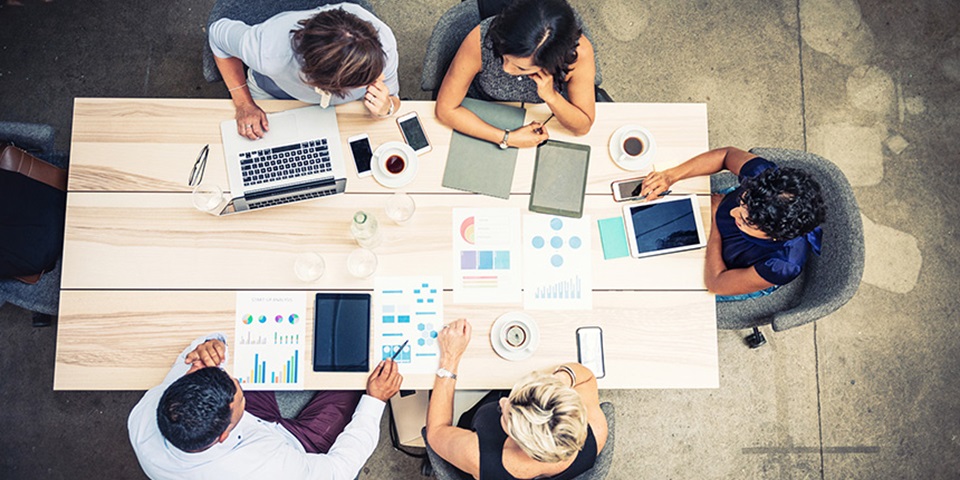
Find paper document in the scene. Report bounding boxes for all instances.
[452,208,523,304]
[234,292,307,390]
[522,215,593,309]
[374,277,444,374]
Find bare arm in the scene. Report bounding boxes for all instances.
[213,55,269,140]
[639,146,758,199]
[435,27,548,148]
[530,36,596,136]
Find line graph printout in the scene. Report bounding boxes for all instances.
[522,215,593,310]
[452,208,522,304]
[375,277,444,374]
[234,292,307,390]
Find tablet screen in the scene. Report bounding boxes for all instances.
[529,140,590,218]
[313,293,370,372]
[627,198,702,255]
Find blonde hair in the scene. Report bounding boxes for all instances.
[503,373,588,463]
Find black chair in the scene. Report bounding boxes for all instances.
[713,148,865,348]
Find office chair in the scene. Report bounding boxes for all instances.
[420,0,612,102]
[712,148,865,348]
[421,402,616,480]
[202,0,376,83]
[0,122,68,327]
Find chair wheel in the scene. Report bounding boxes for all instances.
[420,458,433,477]
[745,327,766,348]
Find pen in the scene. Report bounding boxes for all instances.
[535,113,554,134]
[390,339,409,361]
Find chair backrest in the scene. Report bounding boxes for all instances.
[419,0,603,95]
[202,0,376,83]
[421,401,615,480]
[749,148,865,331]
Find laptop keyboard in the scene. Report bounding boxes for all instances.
[240,138,331,187]
[248,187,338,210]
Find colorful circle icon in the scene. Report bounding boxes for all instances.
[242,315,253,325]
[275,315,283,323]
[258,315,267,324]
[289,314,299,324]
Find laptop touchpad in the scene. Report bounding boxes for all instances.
[262,111,299,140]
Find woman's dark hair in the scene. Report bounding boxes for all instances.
[157,367,237,452]
[739,167,827,241]
[487,0,581,91]
[292,9,385,97]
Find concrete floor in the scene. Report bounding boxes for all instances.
[1,0,959,478]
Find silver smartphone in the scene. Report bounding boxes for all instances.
[576,326,605,379]
[347,133,373,178]
[396,111,432,155]
[611,177,645,202]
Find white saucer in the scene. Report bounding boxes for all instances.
[609,125,657,171]
[490,311,540,361]
[372,141,419,188]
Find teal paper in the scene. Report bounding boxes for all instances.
[598,217,630,260]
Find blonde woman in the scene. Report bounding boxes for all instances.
[426,319,608,479]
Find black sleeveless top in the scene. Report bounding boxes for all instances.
[472,402,598,480]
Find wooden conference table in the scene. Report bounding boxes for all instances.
[54,98,718,391]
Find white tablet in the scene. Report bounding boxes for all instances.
[622,195,707,258]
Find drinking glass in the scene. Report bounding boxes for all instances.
[385,192,416,224]
[293,252,326,282]
[346,248,378,278]
[191,183,225,215]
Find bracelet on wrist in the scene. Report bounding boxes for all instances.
[375,98,396,118]
[553,365,576,388]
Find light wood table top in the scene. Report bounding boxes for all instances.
[56,98,718,390]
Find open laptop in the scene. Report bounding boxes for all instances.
[217,105,347,215]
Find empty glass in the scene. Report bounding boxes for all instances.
[385,192,416,224]
[293,252,326,282]
[191,183,225,215]
[346,248,378,278]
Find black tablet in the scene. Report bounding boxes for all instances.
[313,293,371,372]
[529,140,591,218]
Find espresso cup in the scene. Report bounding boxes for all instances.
[623,136,645,156]
[385,154,406,175]
[501,322,529,350]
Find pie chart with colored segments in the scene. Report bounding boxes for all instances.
[460,216,475,244]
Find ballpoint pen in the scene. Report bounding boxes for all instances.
[390,339,409,361]
[535,113,555,134]
[189,144,210,186]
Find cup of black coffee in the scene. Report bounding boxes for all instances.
[623,136,645,156]
[385,154,406,174]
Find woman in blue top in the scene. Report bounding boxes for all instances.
[640,147,826,300]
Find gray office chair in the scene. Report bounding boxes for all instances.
[202,0,376,83]
[421,402,616,480]
[0,122,68,327]
[419,0,611,101]
[713,148,864,347]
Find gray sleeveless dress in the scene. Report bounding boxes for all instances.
[468,17,562,103]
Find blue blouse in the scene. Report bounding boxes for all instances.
[715,157,822,285]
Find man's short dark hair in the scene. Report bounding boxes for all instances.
[739,167,827,241]
[157,367,237,452]
[292,9,385,97]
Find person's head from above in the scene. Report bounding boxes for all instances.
[498,373,588,463]
[157,367,244,453]
[732,167,827,241]
[487,0,581,87]
[292,9,386,97]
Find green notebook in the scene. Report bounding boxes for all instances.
[441,98,526,199]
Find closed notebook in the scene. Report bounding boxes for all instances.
[441,98,526,199]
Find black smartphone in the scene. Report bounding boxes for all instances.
[348,134,373,178]
[611,177,646,202]
[313,293,371,372]
[576,326,605,379]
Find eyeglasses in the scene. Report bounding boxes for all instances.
[188,144,209,187]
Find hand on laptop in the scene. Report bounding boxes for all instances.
[364,74,393,117]
[366,359,403,401]
[235,102,270,140]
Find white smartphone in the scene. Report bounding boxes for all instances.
[396,111,432,155]
[611,176,646,202]
[347,133,373,178]
[576,326,605,379]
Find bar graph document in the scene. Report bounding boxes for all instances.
[522,215,593,310]
[234,291,307,390]
[452,208,522,304]
[374,277,444,374]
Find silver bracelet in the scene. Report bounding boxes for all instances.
[553,365,576,387]
[375,98,396,118]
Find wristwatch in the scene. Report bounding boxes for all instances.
[498,129,510,150]
[436,368,458,380]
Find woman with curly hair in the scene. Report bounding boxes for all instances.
[436,0,597,148]
[640,147,827,301]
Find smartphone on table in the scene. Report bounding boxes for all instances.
[576,326,605,379]
[396,111,432,155]
[348,133,373,178]
[611,176,646,202]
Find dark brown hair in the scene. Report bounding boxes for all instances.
[292,9,385,97]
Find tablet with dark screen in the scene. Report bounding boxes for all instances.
[313,293,371,372]
[621,195,707,258]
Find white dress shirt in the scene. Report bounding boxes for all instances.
[128,333,385,480]
[208,3,400,105]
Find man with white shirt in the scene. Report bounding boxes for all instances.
[128,333,402,479]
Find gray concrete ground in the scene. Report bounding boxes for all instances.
[1,0,958,478]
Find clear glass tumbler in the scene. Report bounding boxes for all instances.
[293,252,326,282]
[191,183,225,215]
[346,248,378,278]
[385,192,416,224]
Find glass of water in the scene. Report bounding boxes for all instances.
[385,192,416,225]
[293,252,326,282]
[191,183,225,215]
[346,248,378,278]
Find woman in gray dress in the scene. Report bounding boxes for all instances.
[435,0,597,149]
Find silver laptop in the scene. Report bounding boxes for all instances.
[217,105,347,215]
